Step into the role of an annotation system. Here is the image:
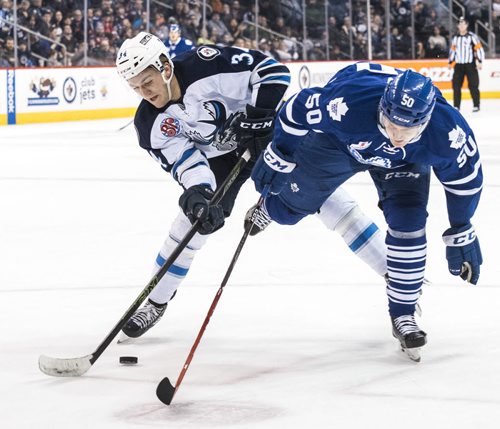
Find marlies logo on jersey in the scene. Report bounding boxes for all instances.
[197,46,221,60]
[448,125,467,149]
[351,141,372,150]
[327,97,348,121]
[160,116,181,137]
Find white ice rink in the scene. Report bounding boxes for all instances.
[1,99,500,429]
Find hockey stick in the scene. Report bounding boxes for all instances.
[117,118,134,132]
[38,150,252,377]
[156,188,269,405]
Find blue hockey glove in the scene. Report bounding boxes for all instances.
[442,223,483,285]
[179,185,225,235]
[235,105,276,160]
[251,143,296,195]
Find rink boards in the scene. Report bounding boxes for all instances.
[1,59,500,126]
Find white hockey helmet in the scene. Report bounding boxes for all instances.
[116,31,173,81]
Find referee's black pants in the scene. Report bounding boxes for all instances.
[452,62,480,109]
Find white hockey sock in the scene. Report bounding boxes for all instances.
[148,211,208,305]
[317,187,387,276]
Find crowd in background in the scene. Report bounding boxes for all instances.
[0,0,499,68]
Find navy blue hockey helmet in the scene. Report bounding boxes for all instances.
[379,70,436,127]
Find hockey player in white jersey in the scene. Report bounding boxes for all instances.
[251,63,483,361]
[115,33,388,340]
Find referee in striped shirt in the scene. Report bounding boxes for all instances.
[448,16,485,112]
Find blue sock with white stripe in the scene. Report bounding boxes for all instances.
[386,231,426,317]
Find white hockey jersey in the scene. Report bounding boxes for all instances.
[133,45,290,190]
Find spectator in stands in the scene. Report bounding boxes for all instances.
[233,37,246,48]
[330,44,349,60]
[305,0,325,39]
[91,37,115,64]
[427,25,447,58]
[494,0,500,20]
[339,16,356,57]
[39,8,52,36]
[60,23,77,54]
[370,13,386,59]
[258,38,273,57]
[52,9,64,31]
[271,38,291,61]
[423,8,439,34]
[29,0,43,19]
[208,11,231,40]
[353,31,368,59]
[229,0,243,22]
[464,0,489,27]
[128,0,145,26]
[391,0,411,30]
[413,1,428,40]
[309,40,327,60]
[0,36,15,66]
[196,27,213,46]
[17,0,31,27]
[416,41,426,59]
[390,26,404,58]
[0,0,12,41]
[164,23,195,58]
[187,1,202,27]
[48,25,65,63]
[182,12,200,43]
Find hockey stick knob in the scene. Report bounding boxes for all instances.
[156,377,176,405]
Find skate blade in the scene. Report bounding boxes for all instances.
[117,332,134,344]
[415,302,422,317]
[401,346,422,362]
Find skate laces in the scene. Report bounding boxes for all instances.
[250,204,271,231]
[392,315,421,336]
[130,302,165,328]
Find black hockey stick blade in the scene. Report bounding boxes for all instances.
[156,377,176,405]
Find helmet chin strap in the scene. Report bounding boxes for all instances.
[160,59,175,101]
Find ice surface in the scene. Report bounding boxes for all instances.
[1,99,499,428]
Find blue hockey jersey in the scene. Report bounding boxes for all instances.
[164,37,195,59]
[274,62,482,227]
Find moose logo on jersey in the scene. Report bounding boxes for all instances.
[160,116,181,138]
[184,100,242,151]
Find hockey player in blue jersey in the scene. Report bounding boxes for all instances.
[250,62,483,361]
[164,24,195,59]
[114,33,390,341]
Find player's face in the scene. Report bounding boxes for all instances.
[169,30,180,42]
[127,66,170,108]
[380,114,424,147]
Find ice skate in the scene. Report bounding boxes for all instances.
[244,203,272,236]
[118,300,167,342]
[391,314,427,362]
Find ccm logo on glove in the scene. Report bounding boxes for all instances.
[239,119,273,130]
[263,145,296,172]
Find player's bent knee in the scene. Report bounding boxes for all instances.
[265,195,306,225]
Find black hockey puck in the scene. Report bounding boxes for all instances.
[119,356,138,365]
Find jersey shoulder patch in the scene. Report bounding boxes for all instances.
[197,46,221,60]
